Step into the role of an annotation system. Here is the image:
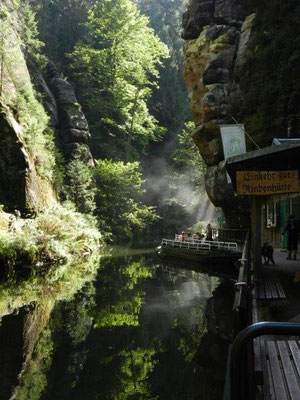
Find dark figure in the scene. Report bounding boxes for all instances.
[282,215,300,260]
[261,242,275,265]
[206,223,213,241]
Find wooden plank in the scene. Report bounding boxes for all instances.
[266,341,289,400]
[255,278,286,300]
[253,338,263,384]
[252,299,263,384]
[260,341,271,400]
[264,279,273,299]
[257,279,265,299]
[277,341,300,400]
[274,278,286,299]
[267,278,278,298]
[288,341,300,378]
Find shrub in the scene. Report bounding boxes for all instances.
[0,202,102,280]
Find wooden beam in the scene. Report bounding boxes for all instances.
[251,196,263,279]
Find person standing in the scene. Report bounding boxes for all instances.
[179,231,185,241]
[282,215,300,260]
[206,223,213,241]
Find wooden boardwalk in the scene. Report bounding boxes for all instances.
[253,249,300,399]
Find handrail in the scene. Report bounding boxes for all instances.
[171,236,239,251]
[233,230,250,314]
[230,321,300,400]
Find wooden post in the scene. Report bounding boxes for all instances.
[251,196,263,280]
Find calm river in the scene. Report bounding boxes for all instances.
[0,250,235,400]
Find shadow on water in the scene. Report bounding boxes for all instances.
[0,251,235,400]
[102,245,157,259]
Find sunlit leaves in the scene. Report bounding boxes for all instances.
[69,0,169,158]
[93,159,158,242]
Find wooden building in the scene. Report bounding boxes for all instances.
[225,141,300,271]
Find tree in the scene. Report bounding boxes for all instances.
[69,0,169,160]
[135,0,190,135]
[32,0,94,69]
[172,121,206,187]
[93,159,157,242]
[66,159,96,214]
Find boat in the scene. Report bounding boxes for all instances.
[156,234,243,265]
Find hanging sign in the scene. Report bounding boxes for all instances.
[236,170,300,195]
[220,124,246,182]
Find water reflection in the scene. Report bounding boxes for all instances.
[0,252,235,400]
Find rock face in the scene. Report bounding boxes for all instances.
[0,0,55,213]
[0,0,93,213]
[40,62,94,166]
[182,0,254,225]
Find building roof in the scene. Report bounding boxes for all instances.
[225,142,300,189]
[272,138,300,146]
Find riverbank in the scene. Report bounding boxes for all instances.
[0,203,102,282]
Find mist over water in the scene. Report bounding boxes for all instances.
[143,157,222,229]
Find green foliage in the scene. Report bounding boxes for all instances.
[15,0,46,65]
[135,0,190,134]
[93,159,158,243]
[94,258,153,327]
[173,121,206,176]
[69,0,169,160]
[33,0,94,69]
[0,202,101,277]
[65,159,96,214]
[12,91,57,181]
[0,3,56,182]
[172,121,206,201]
[12,327,53,400]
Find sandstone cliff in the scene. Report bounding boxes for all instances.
[182,1,300,226]
[182,0,253,225]
[0,0,93,214]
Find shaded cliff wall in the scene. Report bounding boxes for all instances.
[0,0,93,213]
[182,0,253,226]
[182,1,300,226]
[0,0,54,213]
[37,62,94,167]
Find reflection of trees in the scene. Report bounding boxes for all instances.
[0,254,235,400]
[142,267,220,400]
[70,257,160,400]
[9,299,55,400]
[94,259,153,328]
[0,256,100,400]
[43,281,96,399]
[192,279,236,400]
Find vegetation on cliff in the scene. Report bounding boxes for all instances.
[0,203,101,280]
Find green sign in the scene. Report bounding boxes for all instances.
[218,216,225,223]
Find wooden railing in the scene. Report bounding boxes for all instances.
[162,237,238,252]
[232,230,251,335]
